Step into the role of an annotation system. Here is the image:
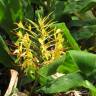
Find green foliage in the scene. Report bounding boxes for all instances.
[0,0,96,95]
[39,73,84,93]
[64,0,96,13]
[40,50,96,78]
[0,0,34,34]
[63,0,96,42]
[0,35,15,67]
[38,50,96,95]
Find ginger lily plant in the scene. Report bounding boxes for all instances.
[14,15,65,74]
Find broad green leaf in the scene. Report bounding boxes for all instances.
[45,52,78,76]
[38,50,96,93]
[40,50,96,79]
[57,52,79,74]
[67,50,96,78]
[38,65,57,85]
[39,55,65,77]
[38,72,84,93]
[38,52,79,85]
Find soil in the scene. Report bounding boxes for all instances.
[0,64,10,96]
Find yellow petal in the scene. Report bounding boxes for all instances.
[17,21,24,28]
[28,25,32,31]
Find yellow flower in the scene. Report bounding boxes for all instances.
[17,31,23,38]
[26,50,33,58]
[22,34,31,48]
[17,21,24,29]
[38,38,43,45]
[28,24,32,31]
[50,29,64,59]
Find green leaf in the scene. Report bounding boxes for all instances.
[82,80,96,96]
[47,52,78,75]
[8,0,23,21]
[0,1,5,22]
[38,72,84,93]
[38,50,96,93]
[38,68,53,86]
[67,50,96,78]
[0,35,14,67]
[57,52,79,74]
[40,50,96,80]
